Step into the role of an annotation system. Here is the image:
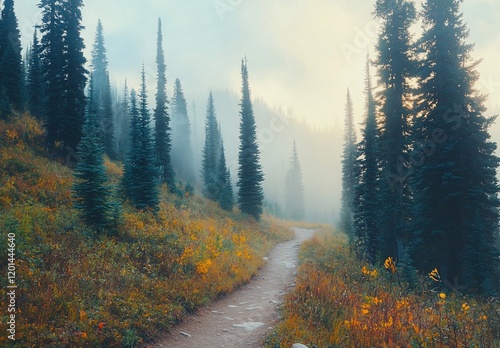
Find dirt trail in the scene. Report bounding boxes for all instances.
[149,227,315,348]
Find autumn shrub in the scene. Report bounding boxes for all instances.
[266,227,500,348]
[0,115,293,347]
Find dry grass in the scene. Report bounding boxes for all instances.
[265,227,500,348]
[0,114,293,347]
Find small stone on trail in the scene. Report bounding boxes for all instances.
[179,331,192,338]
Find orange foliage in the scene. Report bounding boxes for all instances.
[266,228,500,348]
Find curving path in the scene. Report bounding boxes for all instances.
[148,227,315,348]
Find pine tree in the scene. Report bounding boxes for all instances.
[123,69,160,211]
[353,57,380,263]
[411,0,499,293]
[202,92,221,200]
[115,79,130,158]
[0,0,25,115]
[91,19,117,159]
[340,89,357,238]
[153,18,175,192]
[60,0,87,155]
[72,78,112,230]
[172,78,195,184]
[27,27,44,119]
[285,142,305,221]
[39,0,87,155]
[217,141,234,211]
[237,59,264,220]
[374,0,416,261]
[39,0,65,147]
[122,88,140,202]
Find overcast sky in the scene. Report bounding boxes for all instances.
[13,0,500,137]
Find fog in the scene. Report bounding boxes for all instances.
[13,0,500,224]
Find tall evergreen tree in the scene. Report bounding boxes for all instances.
[39,0,65,147]
[27,27,44,119]
[340,89,357,238]
[123,69,160,211]
[285,142,305,221]
[115,79,130,158]
[202,92,222,201]
[91,19,117,159]
[217,141,234,211]
[60,0,87,155]
[122,88,140,202]
[153,18,175,192]
[72,78,112,229]
[0,0,25,115]
[39,0,87,155]
[237,59,264,220]
[172,78,195,184]
[411,0,499,293]
[353,57,380,263]
[374,0,416,261]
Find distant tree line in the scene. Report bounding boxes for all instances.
[340,0,499,295]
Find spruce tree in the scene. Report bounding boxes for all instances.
[285,142,305,221]
[217,141,234,211]
[39,0,65,147]
[340,89,357,238]
[91,19,117,159]
[122,88,140,203]
[237,59,264,220]
[153,18,175,192]
[123,69,160,211]
[411,0,499,293]
[61,0,87,155]
[353,57,380,263]
[202,92,221,201]
[27,28,44,120]
[115,79,130,158]
[374,0,416,261]
[72,78,112,230]
[0,0,25,115]
[172,78,195,184]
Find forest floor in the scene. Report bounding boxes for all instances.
[147,227,315,348]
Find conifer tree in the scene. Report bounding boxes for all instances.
[202,92,221,200]
[0,0,25,115]
[237,59,264,220]
[217,141,234,211]
[353,57,380,263]
[411,0,499,293]
[122,88,140,202]
[153,18,175,192]
[172,78,195,184]
[27,28,44,120]
[374,0,416,261]
[340,89,357,238]
[91,19,117,159]
[39,0,65,147]
[123,69,160,211]
[60,0,87,155]
[72,78,112,229]
[115,79,130,158]
[285,142,305,221]
[39,0,87,155]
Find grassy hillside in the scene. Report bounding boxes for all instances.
[266,227,500,348]
[0,114,293,347]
